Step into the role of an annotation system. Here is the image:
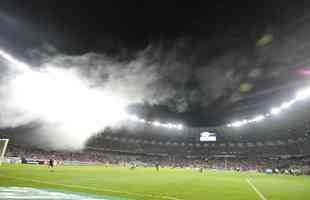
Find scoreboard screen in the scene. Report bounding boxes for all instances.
[200,132,216,141]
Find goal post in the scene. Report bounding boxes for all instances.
[0,139,9,166]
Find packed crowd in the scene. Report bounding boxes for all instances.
[86,133,310,158]
[4,143,310,175]
[6,144,135,164]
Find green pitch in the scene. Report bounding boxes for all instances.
[0,164,310,200]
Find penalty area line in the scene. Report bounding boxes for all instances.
[0,174,183,200]
[245,178,267,200]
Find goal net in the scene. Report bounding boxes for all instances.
[0,139,9,166]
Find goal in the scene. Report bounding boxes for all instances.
[0,139,9,166]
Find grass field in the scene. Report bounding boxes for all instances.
[0,164,310,200]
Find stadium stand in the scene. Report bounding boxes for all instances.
[1,105,310,175]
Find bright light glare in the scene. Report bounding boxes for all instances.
[228,115,266,127]
[0,47,185,151]
[231,121,245,127]
[1,49,128,137]
[167,123,174,128]
[270,107,281,115]
[128,115,139,121]
[9,67,128,131]
[177,124,183,130]
[138,119,146,123]
[153,121,160,126]
[295,88,310,101]
[0,49,31,72]
[279,100,295,109]
[251,115,265,122]
[126,115,183,130]
[227,85,310,128]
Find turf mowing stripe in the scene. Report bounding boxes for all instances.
[0,174,183,200]
[246,178,267,200]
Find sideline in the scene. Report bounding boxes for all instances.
[0,174,183,200]
[245,178,267,200]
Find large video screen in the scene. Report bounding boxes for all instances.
[200,132,216,141]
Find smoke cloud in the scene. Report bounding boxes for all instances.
[0,50,129,149]
[3,8,310,150]
[0,42,243,150]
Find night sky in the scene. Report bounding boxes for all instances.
[1,0,310,127]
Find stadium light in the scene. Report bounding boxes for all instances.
[279,100,295,110]
[0,49,31,72]
[128,115,139,121]
[126,114,184,130]
[295,88,310,101]
[153,121,160,127]
[166,123,174,129]
[227,85,310,128]
[230,121,244,127]
[138,119,146,123]
[176,124,183,130]
[270,107,281,115]
[250,115,265,122]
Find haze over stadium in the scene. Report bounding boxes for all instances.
[0,48,132,149]
[0,1,310,149]
[1,1,310,200]
[0,48,186,149]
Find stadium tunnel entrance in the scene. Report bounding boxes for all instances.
[0,187,128,200]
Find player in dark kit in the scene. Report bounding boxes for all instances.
[48,159,55,171]
[155,163,160,171]
[49,159,54,167]
[199,167,204,173]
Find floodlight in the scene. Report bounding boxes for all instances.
[295,88,310,101]
[251,115,265,122]
[166,123,173,128]
[128,115,139,121]
[280,100,295,109]
[138,119,146,123]
[231,121,243,127]
[176,124,183,130]
[227,85,310,128]
[153,121,160,126]
[270,107,281,115]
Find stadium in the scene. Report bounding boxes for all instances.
[1,1,310,200]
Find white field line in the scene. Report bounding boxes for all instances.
[245,178,267,200]
[0,174,183,200]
